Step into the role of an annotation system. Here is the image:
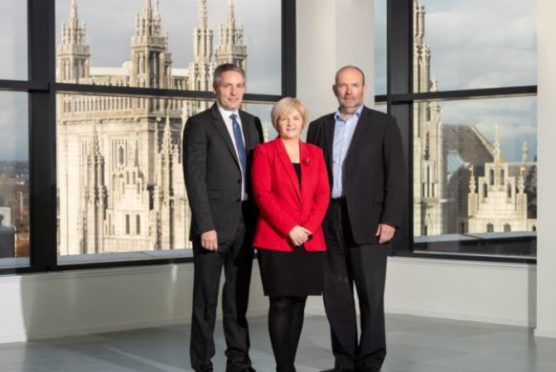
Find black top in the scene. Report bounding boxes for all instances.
[293,162,301,186]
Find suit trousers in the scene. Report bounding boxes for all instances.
[322,198,388,372]
[190,216,254,372]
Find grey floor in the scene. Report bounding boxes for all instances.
[1,314,556,372]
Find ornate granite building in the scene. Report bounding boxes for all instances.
[413,0,536,237]
[57,0,247,255]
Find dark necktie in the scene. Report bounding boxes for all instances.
[230,113,247,176]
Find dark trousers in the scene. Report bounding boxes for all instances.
[190,221,254,372]
[268,296,307,372]
[322,199,388,372]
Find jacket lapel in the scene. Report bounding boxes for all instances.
[274,138,302,204]
[210,104,241,170]
[323,114,335,172]
[299,142,311,206]
[239,110,254,150]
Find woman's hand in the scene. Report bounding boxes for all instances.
[288,226,312,246]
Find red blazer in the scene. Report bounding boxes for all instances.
[252,137,330,252]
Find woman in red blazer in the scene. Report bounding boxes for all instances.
[252,97,330,372]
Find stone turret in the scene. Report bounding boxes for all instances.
[215,0,247,70]
[130,0,172,88]
[57,0,90,82]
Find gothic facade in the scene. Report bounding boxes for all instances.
[57,0,247,255]
[413,0,536,237]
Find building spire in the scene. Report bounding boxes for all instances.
[144,0,152,14]
[162,115,172,154]
[92,121,101,156]
[154,0,161,20]
[58,0,90,82]
[199,0,208,29]
[70,0,78,26]
[521,142,529,164]
[215,0,246,68]
[227,0,236,26]
[493,125,502,162]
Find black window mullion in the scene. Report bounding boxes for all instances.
[387,0,413,254]
[28,0,57,269]
[282,0,296,97]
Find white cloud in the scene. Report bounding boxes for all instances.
[423,0,537,89]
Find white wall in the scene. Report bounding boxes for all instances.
[297,0,374,122]
[386,258,536,327]
[535,0,556,339]
[0,264,267,343]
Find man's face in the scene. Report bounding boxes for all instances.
[333,68,367,114]
[214,71,246,111]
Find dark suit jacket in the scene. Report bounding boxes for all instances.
[182,103,264,243]
[251,138,330,252]
[307,106,406,245]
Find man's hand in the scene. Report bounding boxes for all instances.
[376,223,396,244]
[288,226,312,247]
[200,230,218,251]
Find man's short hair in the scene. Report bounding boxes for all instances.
[335,65,366,86]
[213,63,246,87]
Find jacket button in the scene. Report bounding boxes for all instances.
[237,179,241,184]
[236,198,241,203]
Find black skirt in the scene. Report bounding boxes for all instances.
[257,246,324,297]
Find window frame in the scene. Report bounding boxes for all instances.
[381,0,536,264]
[0,0,297,275]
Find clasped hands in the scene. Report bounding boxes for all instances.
[288,225,312,246]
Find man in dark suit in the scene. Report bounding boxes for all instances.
[307,65,405,372]
[183,63,263,372]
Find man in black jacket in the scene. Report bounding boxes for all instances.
[307,65,405,372]
[183,63,263,372]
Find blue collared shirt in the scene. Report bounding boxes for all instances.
[331,105,363,198]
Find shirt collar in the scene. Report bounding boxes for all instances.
[217,104,240,122]
[334,105,364,122]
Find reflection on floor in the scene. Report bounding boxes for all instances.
[1,314,556,371]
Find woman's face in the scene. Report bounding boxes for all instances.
[276,109,304,141]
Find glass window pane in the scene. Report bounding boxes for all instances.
[413,96,537,258]
[413,0,536,92]
[56,93,274,263]
[0,93,29,268]
[55,0,281,94]
[0,1,27,80]
[244,102,274,141]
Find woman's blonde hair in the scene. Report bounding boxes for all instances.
[271,97,308,130]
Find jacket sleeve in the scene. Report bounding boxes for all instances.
[182,117,214,234]
[251,145,297,237]
[380,115,406,228]
[303,148,330,234]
